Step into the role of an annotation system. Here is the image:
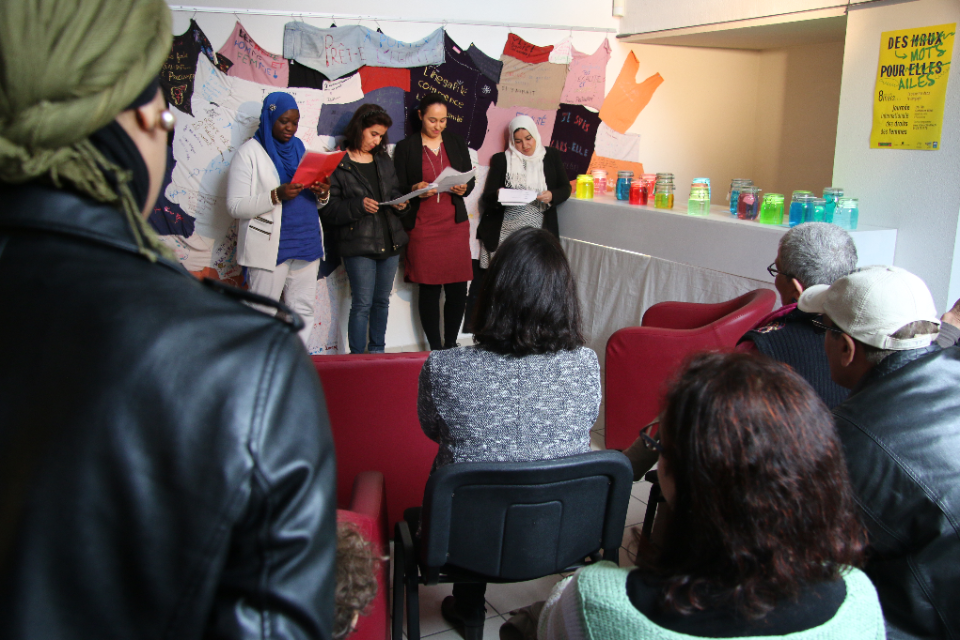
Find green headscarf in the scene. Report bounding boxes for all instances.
[0,0,173,260]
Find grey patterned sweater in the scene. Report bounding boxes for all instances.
[417,345,601,471]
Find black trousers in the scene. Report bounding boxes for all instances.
[419,281,468,350]
[462,260,486,333]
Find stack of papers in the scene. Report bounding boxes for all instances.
[380,167,477,206]
[498,189,538,205]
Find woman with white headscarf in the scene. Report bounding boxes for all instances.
[476,115,571,270]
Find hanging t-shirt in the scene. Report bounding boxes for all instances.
[549,38,575,64]
[598,51,664,134]
[149,147,196,236]
[160,19,232,115]
[496,54,568,112]
[475,103,557,166]
[559,39,611,111]
[405,33,498,149]
[359,66,411,93]
[288,58,329,89]
[502,33,553,64]
[550,104,602,178]
[217,22,289,87]
[317,86,407,144]
[466,44,502,84]
[283,22,445,80]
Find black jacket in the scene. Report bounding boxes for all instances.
[323,153,409,258]
[393,130,476,230]
[833,345,960,640]
[0,184,337,639]
[477,147,571,253]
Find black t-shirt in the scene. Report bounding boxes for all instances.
[626,571,846,637]
[159,19,232,116]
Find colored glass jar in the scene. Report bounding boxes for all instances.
[591,170,608,196]
[692,177,711,202]
[834,197,859,230]
[806,197,827,223]
[654,181,674,209]
[641,173,657,200]
[822,187,844,223]
[687,184,710,216]
[788,191,814,227]
[737,186,762,220]
[628,179,643,205]
[758,193,785,225]
[616,171,634,201]
[575,174,594,199]
[729,179,753,215]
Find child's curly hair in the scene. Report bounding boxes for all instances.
[334,523,379,640]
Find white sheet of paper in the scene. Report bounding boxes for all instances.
[379,184,438,206]
[498,188,538,205]
[434,167,476,193]
[594,122,642,162]
[322,74,364,104]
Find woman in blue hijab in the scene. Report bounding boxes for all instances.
[227,91,330,347]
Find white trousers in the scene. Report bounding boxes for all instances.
[247,258,321,346]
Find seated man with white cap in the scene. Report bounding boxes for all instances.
[798,265,960,640]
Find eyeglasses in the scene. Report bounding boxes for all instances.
[639,420,664,454]
[766,261,795,280]
[810,316,846,336]
[159,109,176,132]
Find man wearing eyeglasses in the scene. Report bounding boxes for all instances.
[798,265,960,640]
[737,222,857,407]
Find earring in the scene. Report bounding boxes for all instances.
[159,109,176,132]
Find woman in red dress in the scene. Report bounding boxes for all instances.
[394,94,476,350]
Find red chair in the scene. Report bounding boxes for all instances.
[338,471,389,640]
[312,353,436,527]
[604,289,776,450]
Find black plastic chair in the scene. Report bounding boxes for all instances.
[392,450,633,640]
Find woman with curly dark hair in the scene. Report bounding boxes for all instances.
[417,227,600,640]
[536,352,884,640]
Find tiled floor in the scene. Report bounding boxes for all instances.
[392,420,655,639]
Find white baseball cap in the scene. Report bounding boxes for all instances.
[798,265,940,350]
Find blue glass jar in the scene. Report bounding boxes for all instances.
[728,179,752,215]
[788,191,814,227]
[822,187,844,224]
[806,197,827,223]
[616,171,634,201]
[834,197,859,230]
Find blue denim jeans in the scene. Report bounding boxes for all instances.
[343,254,399,354]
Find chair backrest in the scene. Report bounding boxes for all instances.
[312,352,435,526]
[418,451,633,582]
[604,289,776,450]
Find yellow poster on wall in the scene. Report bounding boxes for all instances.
[870,23,955,150]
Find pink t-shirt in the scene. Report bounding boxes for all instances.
[560,40,611,111]
[218,22,289,87]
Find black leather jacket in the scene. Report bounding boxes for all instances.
[323,153,409,258]
[0,184,337,639]
[833,345,960,640]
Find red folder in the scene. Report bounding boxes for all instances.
[291,151,346,186]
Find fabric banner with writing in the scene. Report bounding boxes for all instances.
[217,22,289,87]
[283,22,445,80]
[322,73,365,104]
[496,55,568,112]
[550,104,602,178]
[503,33,553,64]
[158,56,346,353]
[593,122,641,163]
[317,86,406,143]
[160,19,232,115]
[598,51,664,134]
[406,33,498,149]
[475,103,557,166]
[560,40,611,111]
[467,44,502,83]
[359,66,411,93]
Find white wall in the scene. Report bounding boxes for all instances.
[620,0,875,35]
[833,0,960,311]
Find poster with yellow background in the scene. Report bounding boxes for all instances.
[871,23,954,150]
